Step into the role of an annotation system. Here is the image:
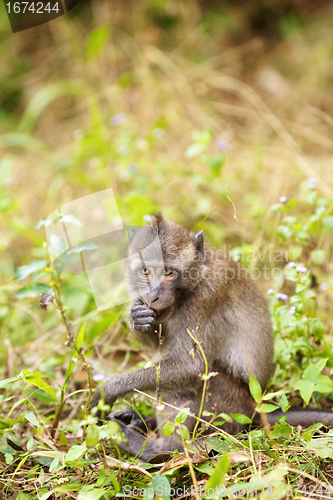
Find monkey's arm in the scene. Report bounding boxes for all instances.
[90,355,203,409]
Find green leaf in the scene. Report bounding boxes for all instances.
[184,143,205,159]
[5,453,13,465]
[86,26,111,61]
[25,412,39,427]
[0,133,50,154]
[174,408,190,424]
[0,433,19,454]
[36,218,53,229]
[86,426,100,448]
[271,203,283,211]
[288,198,297,210]
[230,413,252,424]
[249,374,262,404]
[257,404,279,413]
[14,260,48,281]
[302,358,329,383]
[162,422,175,437]
[308,319,326,339]
[67,241,98,254]
[294,379,314,405]
[60,214,82,227]
[207,436,231,453]
[39,490,56,500]
[65,444,87,463]
[208,153,225,177]
[195,462,215,475]
[308,438,333,459]
[277,225,292,240]
[0,376,19,389]
[152,474,170,500]
[15,284,53,300]
[323,216,333,230]
[78,489,108,500]
[311,249,325,265]
[206,454,230,496]
[288,246,303,260]
[27,437,35,451]
[21,371,58,401]
[15,493,27,500]
[49,453,60,473]
[64,355,76,390]
[280,394,290,412]
[177,424,189,441]
[59,430,67,447]
[76,322,86,350]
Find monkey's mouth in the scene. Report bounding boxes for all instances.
[154,306,174,322]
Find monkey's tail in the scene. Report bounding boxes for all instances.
[260,409,333,428]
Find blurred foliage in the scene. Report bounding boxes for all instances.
[1,0,333,497]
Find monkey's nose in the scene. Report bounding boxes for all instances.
[146,287,159,305]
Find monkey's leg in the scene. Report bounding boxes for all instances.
[108,415,180,462]
[201,368,255,434]
[107,392,199,461]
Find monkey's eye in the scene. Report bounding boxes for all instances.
[162,268,174,276]
[140,268,151,276]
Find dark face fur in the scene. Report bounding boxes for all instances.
[126,214,204,322]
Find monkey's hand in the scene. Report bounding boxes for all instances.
[131,299,156,332]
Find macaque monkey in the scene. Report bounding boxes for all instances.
[90,214,333,461]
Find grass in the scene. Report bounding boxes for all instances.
[1,1,333,498]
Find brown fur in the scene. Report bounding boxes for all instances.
[91,214,274,460]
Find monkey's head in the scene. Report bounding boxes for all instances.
[126,213,205,322]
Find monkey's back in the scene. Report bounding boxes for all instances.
[166,243,274,391]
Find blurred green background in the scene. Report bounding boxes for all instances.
[1,0,333,399]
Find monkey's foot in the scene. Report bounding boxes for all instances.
[107,409,157,433]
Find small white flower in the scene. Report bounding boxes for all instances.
[214,139,230,152]
[110,112,126,126]
[279,196,287,203]
[73,129,84,139]
[289,306,296,316]
[117,145,129,156]
[2,178,11,187]
[276,293,288,301]
[152,127,164,138]
[308,178,316,189]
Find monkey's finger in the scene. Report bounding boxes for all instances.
[136,322,155,332]
[132,306,156,317]
[134,315,155,324]
[134,298,144,306]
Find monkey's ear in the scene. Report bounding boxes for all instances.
[194,230,204,262]
[128,229,136,243]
